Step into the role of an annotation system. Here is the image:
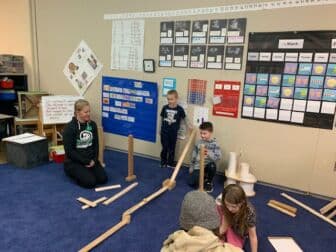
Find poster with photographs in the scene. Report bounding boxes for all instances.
[160,21,174,44]
[159,45,173,67]
[173,45,189,68]
[227,18,246,44]
[206,46,224,69]
[209,19,227,44]
[191,20,209,44]
[190,45,206,69]
[242,31,336,130]
[225,46,243,70]
[175,20,191,44]
[63,40,103,96]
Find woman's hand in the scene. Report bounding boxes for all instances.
[86,160,95,168]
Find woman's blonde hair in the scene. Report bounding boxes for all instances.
[74,99,90,115]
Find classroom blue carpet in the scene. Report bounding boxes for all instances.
[0,150,335,252]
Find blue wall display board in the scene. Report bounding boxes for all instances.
[102,76,158,142]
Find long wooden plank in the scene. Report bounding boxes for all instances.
[170,130,196,182]
[269,199,297,214]
[82,197,107,210]
[320,200,336,214]
[125,187,169,215]
[103,182,138,205]
[77,197,97,208]
[267,202,296,217]
[97,126,106,168]
[125,134,136,182]
[281,193,336,228]
[95,184,121,192]
[199,144,205,191]
[78,219,129,252]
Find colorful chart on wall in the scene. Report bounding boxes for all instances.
[102,76,158,142]
[213,80,240,118]
[242,31,336,129]
[187,79,207,105]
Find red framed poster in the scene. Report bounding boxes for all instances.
[213,80,240,118]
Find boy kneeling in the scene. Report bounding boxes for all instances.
[188,122,221,192]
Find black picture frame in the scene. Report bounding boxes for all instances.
[143,59,155,73]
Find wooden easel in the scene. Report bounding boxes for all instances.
[36,103,60,146]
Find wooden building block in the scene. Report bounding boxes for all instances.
[95,184,121,192]
[281,193,336,228]
[125,134,137,182]
[267,202,296,217]
[327,209,336,219]
[82,197,107,210]
[269,199,297,214]
[199,144,205,191]
[320,200,336,214]
[103,182,138,205]
[77,197,97,208]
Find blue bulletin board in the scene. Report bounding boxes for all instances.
[102,76,158,142]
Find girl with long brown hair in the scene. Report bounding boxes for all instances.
[218,184,258,252]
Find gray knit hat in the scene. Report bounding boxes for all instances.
[179,190,220,231]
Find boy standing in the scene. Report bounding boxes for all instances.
[188,122,222,192]
[160,90,187,168]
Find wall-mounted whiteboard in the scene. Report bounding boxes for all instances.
[41,96,81,124]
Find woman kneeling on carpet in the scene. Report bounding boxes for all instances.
[161,190,242,252]
[63,99,107,188]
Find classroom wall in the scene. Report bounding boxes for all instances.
[34,0,336,197]
[0,0,38,89]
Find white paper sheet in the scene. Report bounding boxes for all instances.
[111,20,144,71]
[63,40,103,96]
[293,100,307,112]
[242,106,253,117]
[306,100,321,113]
[280,99,293,110]
[279,110,291,121]
[253,108,265,118]
[2,133,45,144]
[268,237,303,252]
[41,95,82,124]
[193,106,209,126]
[321,101,336,114]
[291,111,304,123]
[266,109,278,120]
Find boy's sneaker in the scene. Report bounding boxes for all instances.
[204,182,213,193]
[160,162,167,168]
[166,165,175,169]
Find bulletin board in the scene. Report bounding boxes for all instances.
[159,18,246,70]
[101,76,158,142]
[242,31,336,129]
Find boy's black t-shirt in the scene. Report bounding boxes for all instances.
[160,104,186,133]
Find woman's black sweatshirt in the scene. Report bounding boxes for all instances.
[63,117,99,165]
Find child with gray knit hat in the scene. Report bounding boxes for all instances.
[161,191,242,252]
